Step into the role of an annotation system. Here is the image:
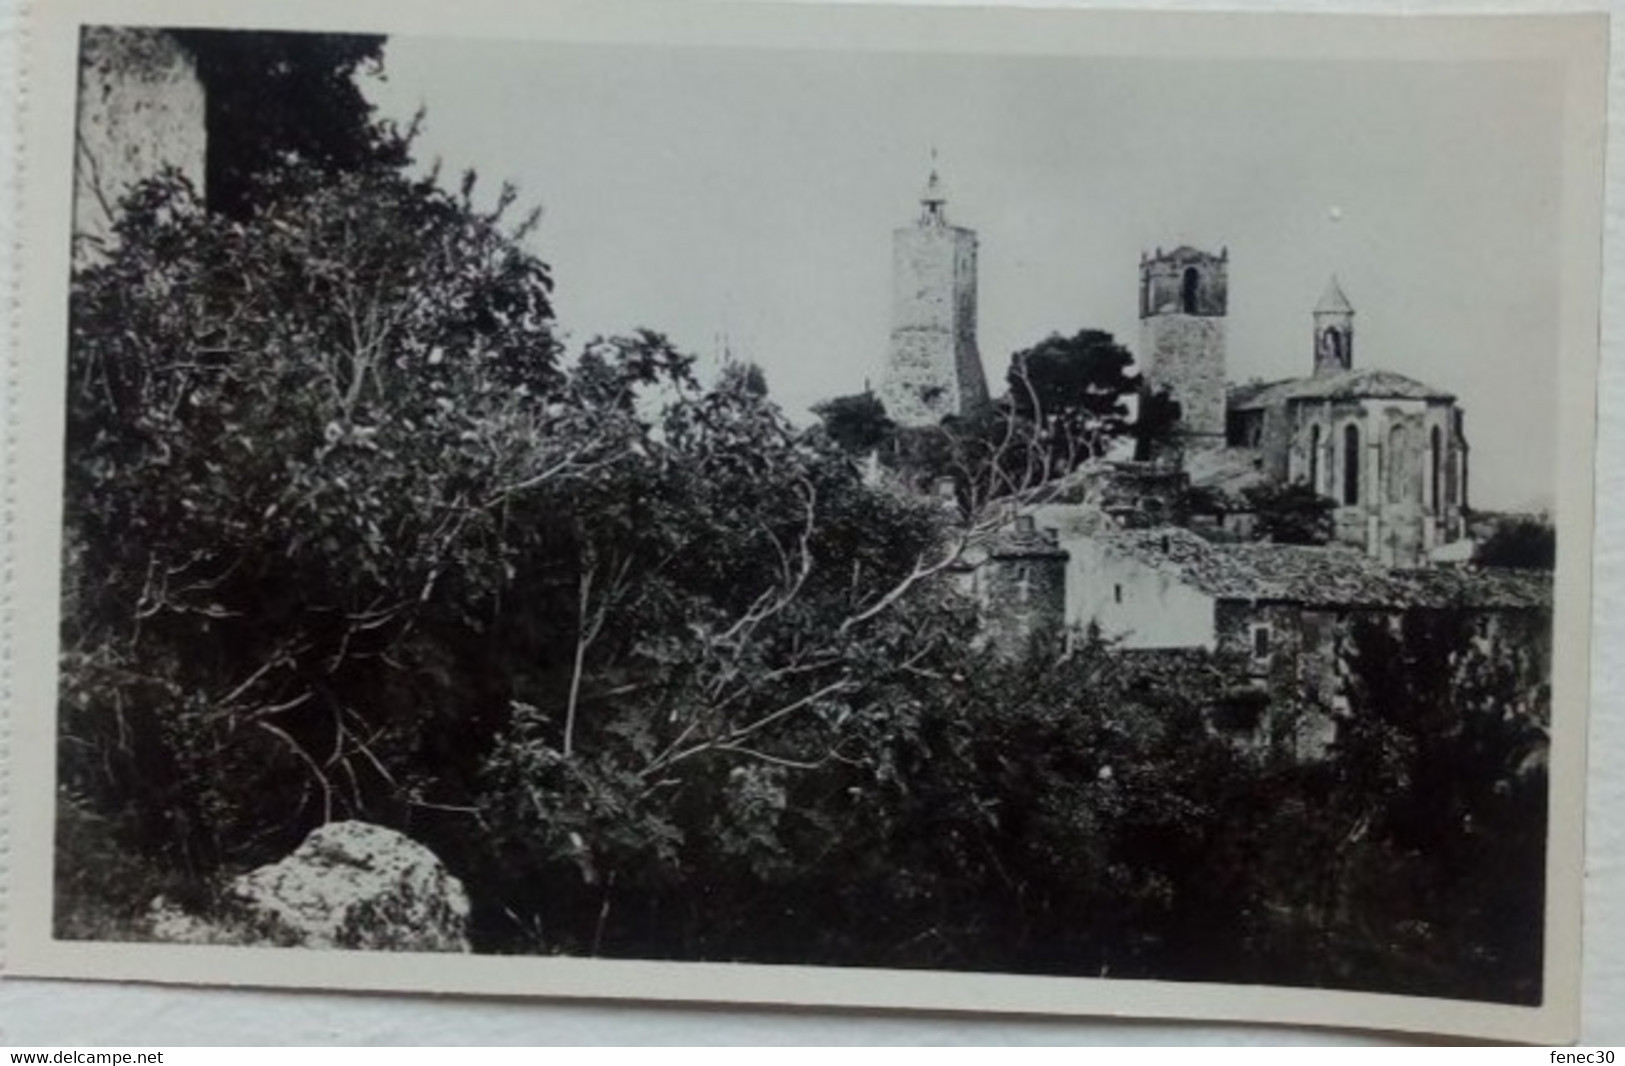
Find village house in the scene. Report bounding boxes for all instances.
[954,512,1071,658]
[1023,501,1550,751]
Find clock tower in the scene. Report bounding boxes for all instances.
[879,164,990,427]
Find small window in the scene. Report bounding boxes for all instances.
[1309,424,1321,493]
[1430,425,1443,511]
[1113,584,1123,604]
[1251,624,1272,660]
[1387,423,1409,504]
[1342,424,1361,506]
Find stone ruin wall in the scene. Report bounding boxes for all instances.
[74,27,206,264]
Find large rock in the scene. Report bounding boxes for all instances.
[224,821,471,952]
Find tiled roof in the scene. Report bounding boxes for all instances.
[1228,378,1302,411]
[1397,565,1553,609]
[1185,446,1271,497]
[1228,369,1454,410]
[1083,523,1550,608]
[1287,368,1455,403]
[1214,541,1421,605]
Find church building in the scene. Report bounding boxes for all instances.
[1126,240,1471,568]
[1218,275,1470,567]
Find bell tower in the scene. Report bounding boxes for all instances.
[1138,245,1228,449]
[1313,275,1355,376]
[880,161,990,427]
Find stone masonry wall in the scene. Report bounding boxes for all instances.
[882,224,988,425]
[1289,397,1464,565]
[1214,600,1552,761]
[74,27,206,264]
[1140,314,1227,444]
[982,552,1067,656]
[1141,260,1228,317]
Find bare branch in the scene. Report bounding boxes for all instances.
[562,559,595,759]
[257,720,333,824]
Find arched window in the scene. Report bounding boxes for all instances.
[1342,423,1360,506]
[1309,424,1321,493]
[1429,425,1442,512]
[1387,423,1408,504]
[1181,267,1200,314]
[1317,328,1334,365]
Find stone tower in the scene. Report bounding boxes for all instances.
[74,28,207,266]
[1138,245,1228,449]
[880,167,990,427]
[981,514,1069,658]
[1312,275,1355,376]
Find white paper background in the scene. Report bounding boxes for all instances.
[0,0,1619,1046]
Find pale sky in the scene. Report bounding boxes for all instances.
[365,37,1568,511]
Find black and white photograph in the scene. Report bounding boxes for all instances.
[5,0,1608,1043]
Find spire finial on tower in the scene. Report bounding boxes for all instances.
[1313,274,1355,376]
[920,147,947,225]
[1315,274,1354,314]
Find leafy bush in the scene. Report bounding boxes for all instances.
[60,129,1547,1006]
[62,163,568,879]
[1242,481,1337,545]
[1476,515,1556,570]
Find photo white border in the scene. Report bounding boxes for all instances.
[4,0,1608,1044]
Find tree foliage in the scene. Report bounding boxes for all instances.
[1475,515,1556,570]
[1133,386,1183,462]
[1309,611,1551,1002]
[1006,330,1136,470]
[170,31,411,218]
[812,391,894,455]
[63,162,971,953]
[59,134,1550,1006]
[1243,481,1337,546]
[63,163,568,868]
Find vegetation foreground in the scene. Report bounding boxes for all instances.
[56,35,1550,1006]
